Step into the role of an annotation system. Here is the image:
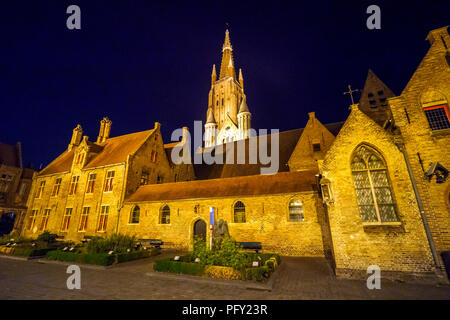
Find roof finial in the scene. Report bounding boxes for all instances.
[343,84,359,106]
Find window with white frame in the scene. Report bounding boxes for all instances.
[104,171,115,192]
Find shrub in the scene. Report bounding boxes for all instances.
[154,259,205,276]
[204,265,242,280]
[87,233,136,254]
[116,248,160,263]
[37,231,58,243]
[0,231,28,245]
[244,266,269,281]
[46,250,115,266]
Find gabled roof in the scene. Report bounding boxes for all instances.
[194,128,303,179]
[84,129,155,168]
[38,129,155,176]
[38,150,75,176]
[125,170,318,203]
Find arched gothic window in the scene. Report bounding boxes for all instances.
[130,205,140,224]
[288,199,304,221]
[351,146,398,223]
[160,205,170,224]
[233,201,246,223]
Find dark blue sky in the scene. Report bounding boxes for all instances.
[1,1,449,168]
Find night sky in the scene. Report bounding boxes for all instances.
[1,1,449,168]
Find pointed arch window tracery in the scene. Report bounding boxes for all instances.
[351,146,398,223]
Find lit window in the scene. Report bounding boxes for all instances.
[69,176,80,195]
[79,207,90,232]
[51,178,62,197]
[36,181,45,198]
[86,173,96,193]
[104,171,115,192]
[61,208,72,231]
[351,146,398,223]
[289,199,304,221]
[97,205,109,232]
[424,105,450,131]
[130,206,140,224]
[27,210,38,230]
[160,205,170,224]
[233,201,246,223]
[39,209,51,231]
[140,171,149,185]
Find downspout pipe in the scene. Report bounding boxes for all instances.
[398,143,441,270]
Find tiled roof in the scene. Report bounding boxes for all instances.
[193,128,304,179]
[38,129,155,175]
[125,170,318,202]
[84,129,155,168]
[38,150,75,176]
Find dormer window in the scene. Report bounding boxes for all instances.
[75,153,85,165]
[312,143,321,152]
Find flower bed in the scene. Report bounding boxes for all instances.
[153,237,281,281]
[46,247,160,266]
[0,245,56,258]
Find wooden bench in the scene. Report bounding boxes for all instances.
[238,242,262,253]
[138,239,164,249]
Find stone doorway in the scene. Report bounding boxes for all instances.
[193,219,207,243]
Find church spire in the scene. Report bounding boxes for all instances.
[219,29,236,79]
[211,64,217,86]
[239,68,244,89]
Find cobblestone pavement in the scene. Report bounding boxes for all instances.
[0,252,449,300]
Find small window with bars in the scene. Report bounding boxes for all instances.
[233,201,246,223]
[288,199,304,221]
[424,105,450,131]
[160,205,170,224]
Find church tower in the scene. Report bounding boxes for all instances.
[204,30,252,147]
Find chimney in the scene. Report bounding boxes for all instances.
[426,26,449,47]
[97,117,112,143]
[16,141,23,168]
[68,124,83,151]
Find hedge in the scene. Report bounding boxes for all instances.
[46,250,115,266]
[0,246,55,258]
[116,248,160,263]
[154,259,205,276]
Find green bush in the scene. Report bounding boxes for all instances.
[116,248,160,263]
[37,231,58,243]
[192,236,250,271]
[154,259,205,276]
[11,247,55,257]
[86,233,136,254]
[46,250,115,266]
[0,231,29,245]
[244,266,269,281]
